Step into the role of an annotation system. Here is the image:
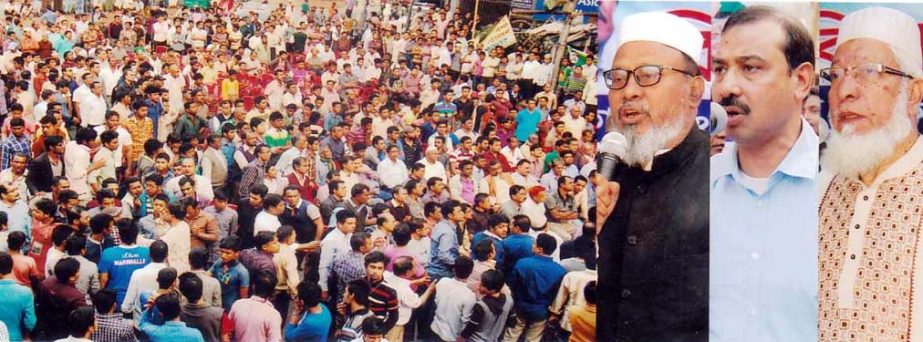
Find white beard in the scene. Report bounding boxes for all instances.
[616,117,687,168]
[822,82,912,179]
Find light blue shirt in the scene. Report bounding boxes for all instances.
[427,219,460,279]
[0,200,31,238]
[709,119,818,342]
[0,279,36,341]
[514,108,541,142]
[140,308,205,342]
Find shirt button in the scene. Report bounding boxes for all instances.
[850,254,856,260]
[626,236,638,245]
[751,252,760,260]
[749,308,758,316]
[620,289,631,299]
[855,224,860,230]
[863,195,869,201]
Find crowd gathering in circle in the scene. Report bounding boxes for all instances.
[0,0,602,341]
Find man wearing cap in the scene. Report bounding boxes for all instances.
[818,7,923,341]
[710,6,817,341]
[596,11,709,341]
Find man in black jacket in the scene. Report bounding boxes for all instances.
[597,10,710,341]
[281,185,324,281]
[237,184,268,250]
[26,135,66,196]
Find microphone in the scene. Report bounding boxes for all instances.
[598,132,628,182]
[710,102,727,136]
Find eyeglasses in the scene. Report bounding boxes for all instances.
[602,65,695,90]
[820,63,914,83]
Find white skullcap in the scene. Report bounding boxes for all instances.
[837,7,923,76]
[617,11,703,64]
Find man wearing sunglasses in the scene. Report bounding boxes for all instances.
[596,11,710,341]
[710,6,818,342]
[818,7,923,341]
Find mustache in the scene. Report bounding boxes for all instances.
[718,95,752,115]
[617,102,650,115]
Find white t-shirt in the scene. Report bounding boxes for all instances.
[253,211,282,235]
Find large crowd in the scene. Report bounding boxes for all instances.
[0,0,601,341]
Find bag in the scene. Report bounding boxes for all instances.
[541,320,568,342]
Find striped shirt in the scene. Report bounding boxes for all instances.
[434,101,457,120]
[368,278,399,329]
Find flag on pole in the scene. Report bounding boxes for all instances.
[478,16,517,51]
[568,47,588,66]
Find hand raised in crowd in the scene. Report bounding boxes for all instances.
[336,301,347,316]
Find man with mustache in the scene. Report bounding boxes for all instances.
[596,11,709,340]
[710,6,818,341]
[817,7,923,341]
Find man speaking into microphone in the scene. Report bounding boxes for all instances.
[709,6,817,342]
[596,11,710,341]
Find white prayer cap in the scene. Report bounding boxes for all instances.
[617,11,703,64]
[837,7,923,77]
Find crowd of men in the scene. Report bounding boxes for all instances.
[0,0,601,341]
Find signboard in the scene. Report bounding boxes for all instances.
[235,2,274,22]
[575,0,598,13]
[184,0,209,9]
[511,0,533,11]
[479,16,517,52]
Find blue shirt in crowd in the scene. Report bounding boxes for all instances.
[140,308,205,342]
[508,255,566,321]
[209,260,250,312]
[427,220,460,279]
[500,233,534,274]
[284,304,332,342]
[514,108,541,141]
[98,245,151,306]
[0,279,37,341]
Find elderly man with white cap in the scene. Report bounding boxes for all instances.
[709,5,818,342]
[817,6,923,342]
[595,10,710,341]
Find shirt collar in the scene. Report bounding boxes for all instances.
[712,118,818,185]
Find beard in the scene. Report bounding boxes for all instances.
[822,81,912,179]
[615,115,688,168]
